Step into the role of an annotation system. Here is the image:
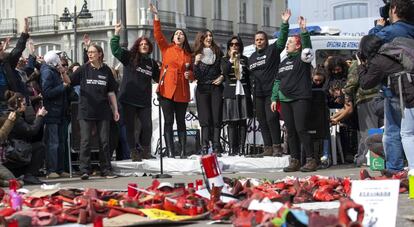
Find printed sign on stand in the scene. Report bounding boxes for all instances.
[350,180,400,227]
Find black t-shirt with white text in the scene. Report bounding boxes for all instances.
[277,54,312,100]
[70,63,116,120]
[248,44,282,97]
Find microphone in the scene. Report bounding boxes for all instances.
[160,65,168,85]
[185,63,190,80]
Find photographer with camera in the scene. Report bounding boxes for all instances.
[369,0,414,43]
[363,0,414,173]
[358,34,414,173]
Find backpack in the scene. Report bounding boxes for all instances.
[379,37,414,73]
[378,37,414,115]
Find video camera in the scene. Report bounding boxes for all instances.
[379,0,391,19]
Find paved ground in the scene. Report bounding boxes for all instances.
[17,164,414,226]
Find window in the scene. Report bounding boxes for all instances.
[214,0,221,19]
[334,3,368,20]
[36,44,61,56]
[38,0,55,15]
[89,0,103,10]
[0,0,13,18]
[239,0,247,23]
[263,6,270,26]
[186,0,194,16]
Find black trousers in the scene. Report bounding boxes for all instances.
[160,97,188,135]
[255,95,281,146]
[196,85,223,147]
[4,141,45,177]
[281,99,313,160]
[79,119,111,174]
[122,103,152,149]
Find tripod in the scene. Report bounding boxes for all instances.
[153,96,172,179]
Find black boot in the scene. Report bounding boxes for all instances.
[212,127,222,157]
[178,131,187,159]
[164,130,175,158]
[130,148,142,162]
[200,126,210,155]
[228,124,238,156]
[239,122,247,156]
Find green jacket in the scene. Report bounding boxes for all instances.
[343,61,379,105]
[271,30,312,103]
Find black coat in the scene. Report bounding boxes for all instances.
[221,56,252,99]
[7,112,44,142]
[359,54,414,108]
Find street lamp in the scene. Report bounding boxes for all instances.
[59,0,93,63]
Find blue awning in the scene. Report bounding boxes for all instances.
[273,26,322,38]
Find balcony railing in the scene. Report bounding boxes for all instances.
[261,25,279,38]
[211,19,233,34]
[77,9,115,28]
[158,10,176,27]
[0,18,18,35]
[28,15,59,32]
[238,23,257,36]
[185,15,207,30]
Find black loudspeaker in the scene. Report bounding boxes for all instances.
[308,89,330,140]
[173,129,201,156]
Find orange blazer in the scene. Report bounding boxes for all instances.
[154,20,194,103]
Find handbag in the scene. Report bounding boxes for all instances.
[4,139,32,166]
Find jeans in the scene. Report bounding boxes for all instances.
[79,119,111,174]
[401,107,414,170]
[45,123,65,174]
[383,96,405,171]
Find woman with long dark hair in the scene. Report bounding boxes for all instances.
[111,22,160,161]
[66,44,120,180]
[221,36,252,156]
[150,4,194,158]
[193,30,224,156]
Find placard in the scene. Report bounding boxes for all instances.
[350,180,400,227]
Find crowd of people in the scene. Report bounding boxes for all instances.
[0,0,413,184]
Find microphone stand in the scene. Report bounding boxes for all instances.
[153,67,172,179]
[252,73,257,156]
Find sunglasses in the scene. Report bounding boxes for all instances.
[230,42,239,47]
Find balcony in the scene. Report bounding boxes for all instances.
[185,15,206,31]
[77,9,115,28]
[238,23,257,36]
[158,10,176,27]
[261,25,280,38]
[28,15,59,33]
[0,18,18,35]
[211,19,233,35]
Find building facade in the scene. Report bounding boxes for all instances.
[0,0,286,66]
[288,0,384,22]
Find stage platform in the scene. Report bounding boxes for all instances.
[112,155,290,176]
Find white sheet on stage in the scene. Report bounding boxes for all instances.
[112,155,290,176]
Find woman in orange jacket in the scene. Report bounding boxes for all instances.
[150,3,194,158]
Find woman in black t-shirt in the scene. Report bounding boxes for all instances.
[111,22,160,162]
[67,44,120,180]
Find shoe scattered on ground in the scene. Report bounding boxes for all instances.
[81,173,89,180]
[23,175,44,185]
[46,172,60,179]
[59,172,70,178]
